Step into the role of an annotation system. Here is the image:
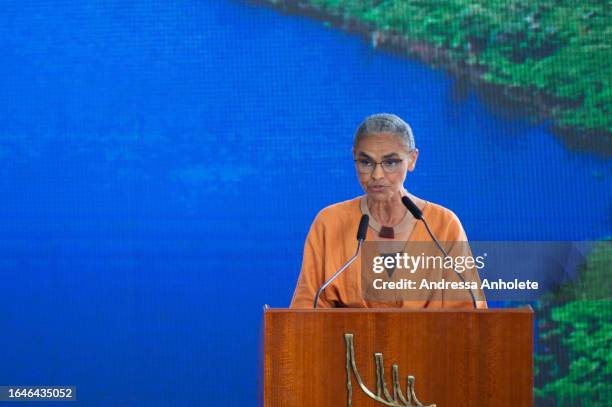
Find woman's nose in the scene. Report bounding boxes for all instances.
[371,163,385,179]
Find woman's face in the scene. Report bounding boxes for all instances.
[353,132,418,202]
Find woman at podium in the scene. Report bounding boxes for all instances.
[290,113,487,309]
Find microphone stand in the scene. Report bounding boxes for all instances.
[313,239,364,309]
[402,195,477,309]
[419,216,477,309]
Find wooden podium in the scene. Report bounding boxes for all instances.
[260,308,533,407]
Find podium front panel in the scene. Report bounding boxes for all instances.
[261,308,532,407]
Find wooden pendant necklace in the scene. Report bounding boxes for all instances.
[379,226,395,239]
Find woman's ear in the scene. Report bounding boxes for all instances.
[407,149,419,172]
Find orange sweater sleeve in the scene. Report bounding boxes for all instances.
[290,213,332,308]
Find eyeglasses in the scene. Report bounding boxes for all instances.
[354,158,405,174]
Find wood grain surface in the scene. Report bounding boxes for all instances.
[262,308,533,407]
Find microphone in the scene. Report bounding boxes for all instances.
[401,195,477,308]
[313,214,369,308]
[401,195,423,220]
[356,214,369,240]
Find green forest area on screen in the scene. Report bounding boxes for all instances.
[263,0,611,153]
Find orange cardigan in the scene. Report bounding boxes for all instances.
[290,196,487,309]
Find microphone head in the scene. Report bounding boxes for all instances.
[401,196,423,220]
[357,214,369,241]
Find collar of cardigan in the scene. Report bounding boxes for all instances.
[359,189,414,237]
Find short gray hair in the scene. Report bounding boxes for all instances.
[353,113,415,151]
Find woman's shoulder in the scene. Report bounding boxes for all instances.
[423,200,461,222]
[312,196,362,225]
[421,200,466,239]
[406,192,461,225]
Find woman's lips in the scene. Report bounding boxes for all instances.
[369,185,387,192]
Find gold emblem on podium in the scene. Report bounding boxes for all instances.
[344,333,435,407]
